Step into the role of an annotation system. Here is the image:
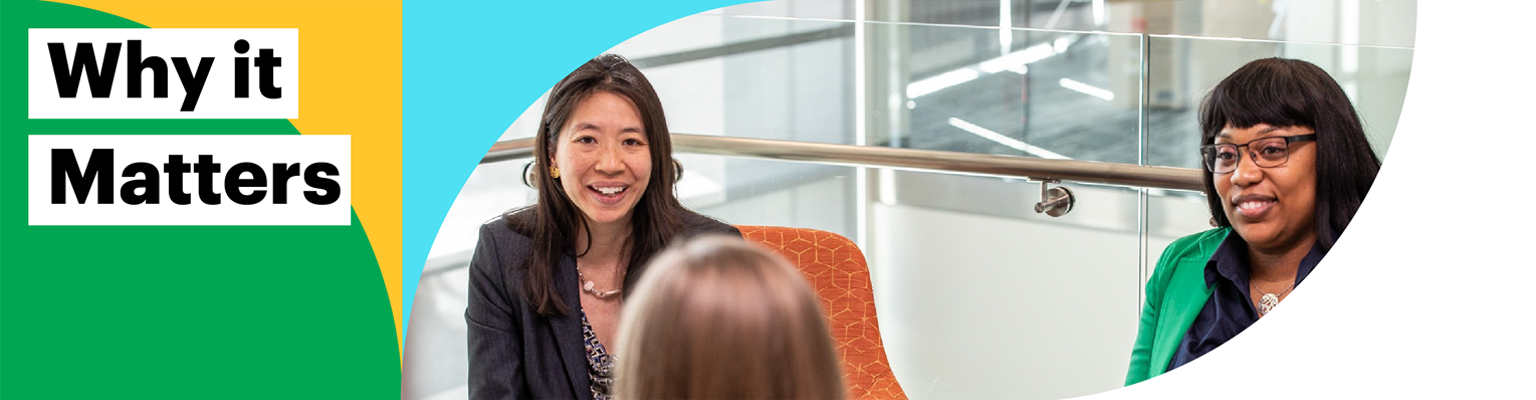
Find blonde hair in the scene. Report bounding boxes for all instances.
[615,235,846,400]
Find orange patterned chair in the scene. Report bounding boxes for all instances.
[736,226,907,400]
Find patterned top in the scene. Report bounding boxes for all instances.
[581,312,615,400]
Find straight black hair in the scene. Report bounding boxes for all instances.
[506,54,686,316]
[1198,57,1381,251]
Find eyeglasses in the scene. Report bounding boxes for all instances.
[1200,134,1316,174]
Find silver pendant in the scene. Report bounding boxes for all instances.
[1258,293,1280,316]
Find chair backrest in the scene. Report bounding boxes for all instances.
[736,225,908,400]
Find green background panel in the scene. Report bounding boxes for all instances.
[1,1,399,398]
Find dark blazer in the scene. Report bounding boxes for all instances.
[466,209,740,400]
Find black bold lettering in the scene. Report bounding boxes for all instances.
[51,148,113,204]
[234,39,250,98]
[271,163,300,204]
[225,162,268,205]
[254,48,282,99]
[303,162,340,205]
[48,42,120,98]
[164,155,192,205]
[173,57,214,112]
[120,162,160,205]
[194,154,222,204]
[127,40,167,99]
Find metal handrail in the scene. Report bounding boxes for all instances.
[481,133,1205,193]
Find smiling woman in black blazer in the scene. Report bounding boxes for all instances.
[465,54,738,400]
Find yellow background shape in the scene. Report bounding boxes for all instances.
[58,0,406,356]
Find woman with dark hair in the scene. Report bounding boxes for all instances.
[466,54,739,400]
[1125,57,1380,385]
[614,236,847,400]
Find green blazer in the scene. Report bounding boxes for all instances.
[1124,227,1230,386]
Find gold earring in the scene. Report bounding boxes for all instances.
[549,166,561,179]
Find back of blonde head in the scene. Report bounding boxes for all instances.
[615,236,846,400]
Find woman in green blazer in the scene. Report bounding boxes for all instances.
[1126,58,1381,385]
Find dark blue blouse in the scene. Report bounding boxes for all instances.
[1166,232,1325,372]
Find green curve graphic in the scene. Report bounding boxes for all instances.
[0,1,398,398]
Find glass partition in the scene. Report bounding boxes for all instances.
[607,15,1148,163]
[610,16,858,145]
[1143,35,1414,170]
[893,25,1144,165]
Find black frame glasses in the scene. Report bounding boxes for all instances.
[1200,134,1316,174]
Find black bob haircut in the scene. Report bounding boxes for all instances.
[1198,57,1381,252]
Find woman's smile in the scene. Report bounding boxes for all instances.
[1231,194,1277,218]
[588,183,631,205]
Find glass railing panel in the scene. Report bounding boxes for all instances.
[703,0,854,21]
[888,25,1144,165]
[1143,35,1413,170]
[609,15,859,145]
[606,15,1149,165]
